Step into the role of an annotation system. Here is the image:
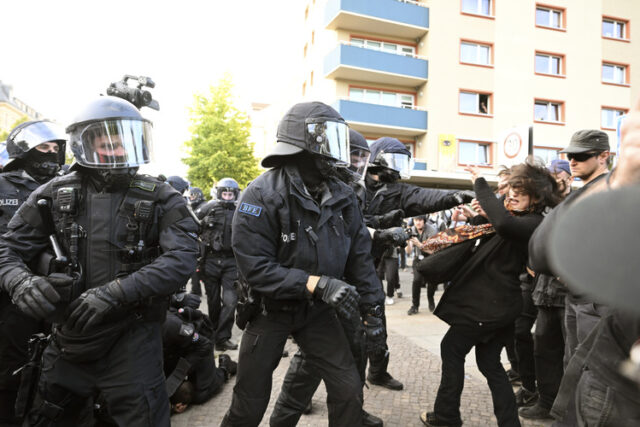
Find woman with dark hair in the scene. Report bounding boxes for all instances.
[421,158,560,427]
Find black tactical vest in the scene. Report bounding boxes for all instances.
[0,171,40,234]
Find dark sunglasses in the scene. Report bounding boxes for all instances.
[567,151,600,162]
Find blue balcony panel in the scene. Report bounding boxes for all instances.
[333,99,427,137]
[325,44,427,87]
[325,0,429,39]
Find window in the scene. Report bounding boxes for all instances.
[459,91,491,115]
[458,141,491,165]
[536,6,564,29]
[310,71,314,86]
[311,31,315,44]
[460,41,491,66]
[601,107,626,129]
[349,87,415,108]
[350,37,415,56]
[603,18,627,40]
[602,63,628,85]
[535,100,563,123]
[535,52,563,76]
[303,43,308,58]
[462,0,492,16]
[533,147,560,164]
[302,82,306,96]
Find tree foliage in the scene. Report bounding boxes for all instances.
[182,75,260,194]
[0,115,29,142]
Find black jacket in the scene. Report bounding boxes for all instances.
[364,179,459,218]
[196,200,235,257]
[0,171,199,307]
[231,164,384,309]
[435,178,543,331]
[0,170,41,235]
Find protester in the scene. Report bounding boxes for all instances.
[421,159,560,427]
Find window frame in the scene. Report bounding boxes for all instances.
[602,61,630,86]
[534,51,565,77]
[349,35,417,57]
[457,139,494,167]
[534,98,565,125]
[533,146,561,165]
[459,39,494,68]
[602,16,630,41]
[600,106,628,131]
[535,4,566,31]
[460,0,494,20]
[459,90,493,117]
[348,85,417,109]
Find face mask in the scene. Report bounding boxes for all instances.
[24,149,61,183]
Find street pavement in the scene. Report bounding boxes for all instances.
[173,268,554,427]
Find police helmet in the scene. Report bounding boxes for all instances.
[346,129,371,179]
[3,120,67,170]
[66,96,153,169]
[369,137,413,180]
[166,175,189,195]
[261,102,350,168]
[216,177,239,201]
[188,187,204,204]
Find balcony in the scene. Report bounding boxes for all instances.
[325,43,428,87]
[325,0,429,39]
[332,99,427,136]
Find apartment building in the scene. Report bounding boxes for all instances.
[300,0,639,188]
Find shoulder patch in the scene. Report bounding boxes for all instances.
[239,202,262,217]
[129,179,156,192]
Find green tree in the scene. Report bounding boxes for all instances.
[0,115,29,142]
[183,75,260,194]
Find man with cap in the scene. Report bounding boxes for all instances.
[220,102,385,426]
[523,129,611,421]
[547,159,572,197]
[0,120,67,424]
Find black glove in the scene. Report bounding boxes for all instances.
[6,271,61,320]
[313,276,360,320]
[364,314,386,355]
[374,227,408,247]
[452,190,475,205]
[66,280,125,333]
[368,209,405,229]
[171,292,201,309]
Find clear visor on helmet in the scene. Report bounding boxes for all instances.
[349,148,371,179]
[305,118,350,165]
[11,121,67,151]
[70,119,153,168]
[377,152,413,179]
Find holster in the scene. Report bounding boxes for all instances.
[14,333,49,419]
[234,280,260,330]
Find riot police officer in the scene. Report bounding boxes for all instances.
[363,137,474,390]
[221,102,385,427]
[188,187,205,211]
[195,178,240,351]
[0,96,199,426]
[0,120,67,424]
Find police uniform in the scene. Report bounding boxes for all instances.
[195,199,238,347]
[0,169,198,426]
[0,170,47,423]
[222,163,382,426]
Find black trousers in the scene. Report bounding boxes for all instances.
[433,326,520,427]
[377,256,399,298]
[202,255,238,343]
[533,306,565,409]
[514,289,537,391]
[26,321,169,427]
[186,335,226,404]
[411,265,437,308]
[221,304,363,427]
[0,294,46,423]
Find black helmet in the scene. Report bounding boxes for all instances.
[188,187,204,204]
[3,120,67,172]
[215,177,239,201]
[261,102,350,168]
[66,96,153,169]
[369,137,413,180]
[166,175,189,195]
[347,129,371,179]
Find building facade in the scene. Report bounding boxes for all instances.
[299,0,638,188]
[0,81,43,134]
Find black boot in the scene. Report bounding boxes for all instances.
[363,410,383,426]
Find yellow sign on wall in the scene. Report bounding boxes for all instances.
[438,134,456,171]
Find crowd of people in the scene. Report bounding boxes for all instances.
[0,92,638,427]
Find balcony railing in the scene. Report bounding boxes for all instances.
[324,43,428,87]
[325,0,429,39]
[332,99,427,136]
